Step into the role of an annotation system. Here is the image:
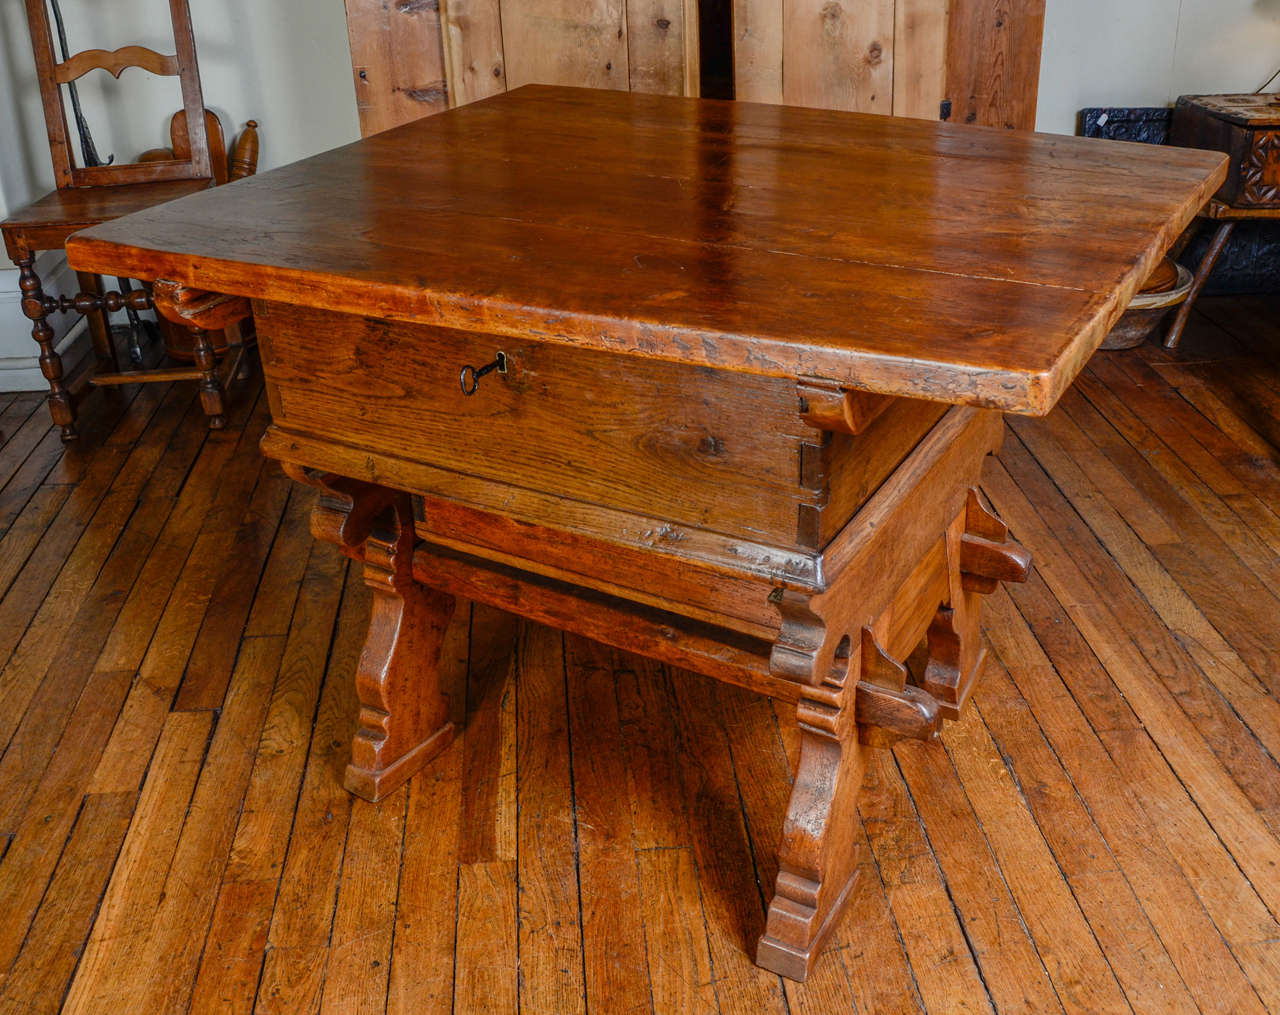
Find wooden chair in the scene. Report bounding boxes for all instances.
[0,0,249,440]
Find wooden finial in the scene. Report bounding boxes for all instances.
[230,119,260,180]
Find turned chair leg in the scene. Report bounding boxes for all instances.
[76,271,118,373]
[1164,220,1235,350]
[16,256,76,441]
[189,326,227,429]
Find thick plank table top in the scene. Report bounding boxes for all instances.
[68,85,1226,414]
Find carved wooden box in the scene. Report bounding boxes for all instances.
[1171,94,1280,208]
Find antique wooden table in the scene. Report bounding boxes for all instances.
[65,86,1226,982]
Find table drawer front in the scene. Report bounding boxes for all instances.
[257,302,820,545]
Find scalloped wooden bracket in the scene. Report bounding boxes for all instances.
[54,45,179,83]
[856,628,942,747]
[279,464,399,558]
[960,489,1031,593]
[769,588,832,686]
[921,602,985,720]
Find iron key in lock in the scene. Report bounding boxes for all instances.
[459,351,508,395]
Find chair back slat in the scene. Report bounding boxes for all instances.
[23,0,213,189]
[54,46,180,84]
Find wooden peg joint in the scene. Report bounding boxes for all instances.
[279,464,399,557]
[959,489,1031,594]
[797,378,893,435]
[854,629,942,747]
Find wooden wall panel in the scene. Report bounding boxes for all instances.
[781,0,894,114]
[734,0,1044,127]
[440,0,507,107]
[732,0,782,103]
[343,0,449,137]
[344,0,1041,135]
[627,0,699,96]
[944,0,1045,129]
[893,0,949,120]
[499,0,632,92]
[344,0,695,136]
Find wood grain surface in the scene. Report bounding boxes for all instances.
[68,86,1225,415]
[343,0,450,133]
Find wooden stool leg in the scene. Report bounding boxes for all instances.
[76,271,118,372]
[1164,220,1235,350]
[190,326,227,429]
[16,256,76,441]
[345,495,457,801]
[757,643,866,981]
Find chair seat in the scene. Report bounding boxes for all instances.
[2,178,211,261]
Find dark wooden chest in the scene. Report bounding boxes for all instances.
[1171,93,1280,208]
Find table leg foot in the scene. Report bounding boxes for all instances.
[345,722,454,802]
[344,502,457,803]
[757,639,867,982]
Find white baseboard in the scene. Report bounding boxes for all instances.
[0,252,93,393]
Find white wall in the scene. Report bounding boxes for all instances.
[1037,0,1280,134]
[0,0,359,390]
[1,0,359,206]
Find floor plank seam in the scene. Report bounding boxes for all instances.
[887,750,1001,1015]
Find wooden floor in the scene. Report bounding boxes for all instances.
[0,296,1278,1014]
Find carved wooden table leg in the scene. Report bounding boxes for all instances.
[346,498,457,800]
[757,635,868,981]
[758,485,1029,981]
[287,466,458,802]
[16,255,76,440]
